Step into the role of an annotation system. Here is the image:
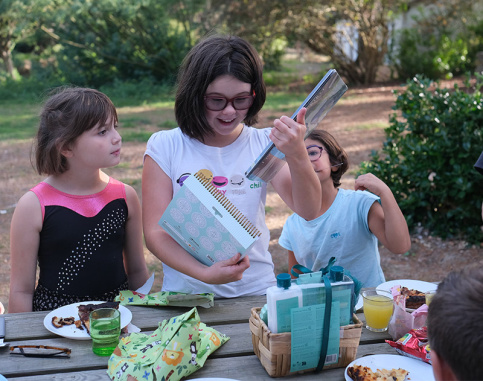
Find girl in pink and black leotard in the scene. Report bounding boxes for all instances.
[8,87,149,312]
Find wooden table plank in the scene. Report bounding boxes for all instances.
[2,336,110,377]
[0,322,251,375]
[3,296,265,341]
[8,344,398,381]
[3,307,388,345]
[10,369,111,381]
[8,343,397,381]
[0,320,394,378]
[186,343,399,380]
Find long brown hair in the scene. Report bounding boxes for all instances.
[175,34,266,142]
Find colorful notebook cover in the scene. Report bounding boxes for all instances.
[158,170,261,266]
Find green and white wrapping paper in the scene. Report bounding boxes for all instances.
[107,307,228,380]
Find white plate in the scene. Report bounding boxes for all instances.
[345,354,434,381]
[376,279,437,312]
[376,279,437,294]
[43,301,132,340]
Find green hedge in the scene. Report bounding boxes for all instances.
[359,74,483,244]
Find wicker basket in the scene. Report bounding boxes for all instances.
[249,307,363,377]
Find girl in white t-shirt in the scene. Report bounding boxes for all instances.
[142,35,322,297]
[279,130,411,287]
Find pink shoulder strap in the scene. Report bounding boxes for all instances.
[30,178,126,222]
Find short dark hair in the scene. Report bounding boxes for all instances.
[306,129,349,187]
[175,34,266,142]
[33,87,118,175]
[427,264,483,381]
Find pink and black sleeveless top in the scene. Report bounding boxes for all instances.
[30,178,129,311]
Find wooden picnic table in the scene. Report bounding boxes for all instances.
[0,295,400,380]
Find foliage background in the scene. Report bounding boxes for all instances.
[360,75,483,243]
[2,0,483,91]
[1,0,483,243]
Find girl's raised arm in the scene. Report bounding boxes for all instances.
[270,108,322,220]
[356,173,411,254]
[8,192,43,313]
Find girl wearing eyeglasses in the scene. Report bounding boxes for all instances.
[279,129,411,287]
[142,34,321,297]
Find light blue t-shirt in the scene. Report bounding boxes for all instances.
[278,188,385,288]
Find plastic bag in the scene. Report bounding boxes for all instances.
[387,287,428,341]
[386,326,431,364]
[107,307,228,381]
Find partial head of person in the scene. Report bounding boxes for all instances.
[428,264,483,381]
[306,129,349,187]
[33,87,118,176]
[175,34,266,142]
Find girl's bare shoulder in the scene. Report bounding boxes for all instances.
[16,189,41,208]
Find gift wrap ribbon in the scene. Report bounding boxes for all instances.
[107,307,229,380]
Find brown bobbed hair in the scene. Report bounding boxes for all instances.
[33,87,118,175]
[175,34,266,142]
[307,129,349,187]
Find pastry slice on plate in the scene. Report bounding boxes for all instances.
[77,301,120,334]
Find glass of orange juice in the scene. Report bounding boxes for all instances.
[362,289,394,332]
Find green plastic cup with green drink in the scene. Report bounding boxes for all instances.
[90,308,121,356]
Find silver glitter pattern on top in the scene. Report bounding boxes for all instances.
[56,208,127,292]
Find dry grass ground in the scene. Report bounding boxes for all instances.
[1,78,481,313]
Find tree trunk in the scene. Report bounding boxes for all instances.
[1,49,17,79]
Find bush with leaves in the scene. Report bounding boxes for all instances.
[392,28,475,81]
[388,1,483,82]
[359,74,483,244]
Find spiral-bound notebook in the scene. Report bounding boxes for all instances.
[159,170,261,266]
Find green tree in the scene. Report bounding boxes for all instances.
[39,0,198,86]
[197,0,292,70]
[285,0,406,85]
[0,0,40,79]
[389,0,483,80]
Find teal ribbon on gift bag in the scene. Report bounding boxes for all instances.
[289,257,364,373]
[290,256,337,278]
[290,257,363,314]
[316,274,332,373]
